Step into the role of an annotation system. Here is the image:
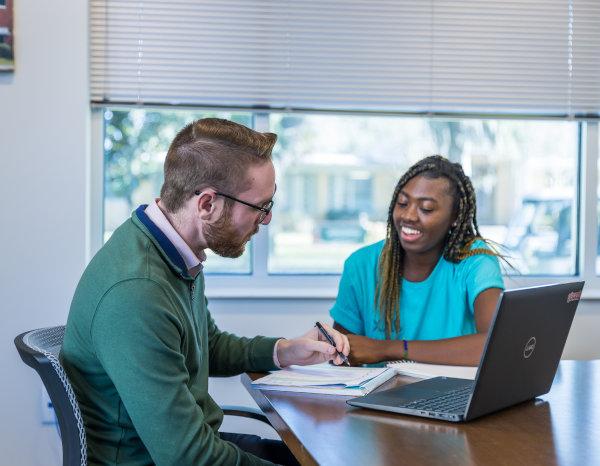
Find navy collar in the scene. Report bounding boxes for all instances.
[134,205,190,277]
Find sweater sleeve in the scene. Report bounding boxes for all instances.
[91,279,275,466]
[205,299,280,377]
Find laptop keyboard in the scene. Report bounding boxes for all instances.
[399,386,472,414]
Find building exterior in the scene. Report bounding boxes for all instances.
[0,0,14,69]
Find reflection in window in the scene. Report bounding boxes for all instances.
[102,109,579,276]
[103,109,253,274]
[268,114,579,275]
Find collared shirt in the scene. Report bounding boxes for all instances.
[144,199,283,367]
[145,199,205,273]
[62,206,280,466]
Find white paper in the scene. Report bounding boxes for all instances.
[252,363,389,388]
[387,361,477,380]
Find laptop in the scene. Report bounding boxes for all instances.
[347,281,584,422]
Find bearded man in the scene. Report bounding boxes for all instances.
[61,118,349,466]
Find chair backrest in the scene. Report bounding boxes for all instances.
[14,326,87,466]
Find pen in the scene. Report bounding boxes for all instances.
[315,321,350,366]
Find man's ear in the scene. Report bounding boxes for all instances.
[195,190,219,221]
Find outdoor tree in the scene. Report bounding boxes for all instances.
[104,110,249,207]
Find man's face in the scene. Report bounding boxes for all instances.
[204,162,276,258]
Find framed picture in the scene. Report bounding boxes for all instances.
[0,0,14,71]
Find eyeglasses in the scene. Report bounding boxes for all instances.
[194,190,274,223]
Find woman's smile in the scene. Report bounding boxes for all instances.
[400,225,423,242]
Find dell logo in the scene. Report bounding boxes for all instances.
[524,337,536,359]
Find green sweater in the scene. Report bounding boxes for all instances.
[61,207,279,465]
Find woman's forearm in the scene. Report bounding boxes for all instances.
[334,322,487,366]
[387,333,487,366]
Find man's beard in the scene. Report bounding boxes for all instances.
[203,207,259,258]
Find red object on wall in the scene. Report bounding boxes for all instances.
[0,0,14,48]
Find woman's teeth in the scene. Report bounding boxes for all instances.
[402,226,421,235]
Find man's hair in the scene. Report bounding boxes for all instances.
[376,155,499,338]
[160,118,277,212]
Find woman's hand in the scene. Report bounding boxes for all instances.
[346,334,387,365]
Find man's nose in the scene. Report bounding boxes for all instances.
[261,211,273,225]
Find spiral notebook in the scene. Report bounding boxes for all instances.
[252,364,395,396]
[387,361,477,380]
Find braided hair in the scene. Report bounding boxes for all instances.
[376,155,497,338]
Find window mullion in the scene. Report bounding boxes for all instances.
[580,122,599,284]
[88,108,105,262]
[251,112,271,278]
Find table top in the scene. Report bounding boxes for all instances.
[242,360,600,466]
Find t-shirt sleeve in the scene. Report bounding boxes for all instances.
[329,255,365,334]
[464,253,505,313]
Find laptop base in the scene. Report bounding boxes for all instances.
[348,377,472,422]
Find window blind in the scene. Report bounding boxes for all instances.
[90,0,600,116]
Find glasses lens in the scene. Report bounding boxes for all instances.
[259,201,274,223]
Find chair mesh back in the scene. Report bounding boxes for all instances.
[20,326,88,466]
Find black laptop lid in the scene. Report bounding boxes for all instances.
[465,281,584,421]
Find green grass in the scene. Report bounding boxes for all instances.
[0,57,14,69]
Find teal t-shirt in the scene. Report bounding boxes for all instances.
[330,240,505,340]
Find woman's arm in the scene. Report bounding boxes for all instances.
[334,287,502,366]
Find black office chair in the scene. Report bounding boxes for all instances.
[15,326,88,466]
[15,325,271,466]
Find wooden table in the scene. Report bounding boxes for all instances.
[243,360,600,466]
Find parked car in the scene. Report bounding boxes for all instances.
[315,209,367,243]
[504,195,572,259]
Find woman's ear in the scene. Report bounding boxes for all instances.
[450,208,460,228]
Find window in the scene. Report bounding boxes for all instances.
[268,114,578,275]
[103,109,579,277]
[91,0,600,295]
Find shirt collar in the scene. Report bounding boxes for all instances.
[144,200,206,273]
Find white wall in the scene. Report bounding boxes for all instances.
[1,2,599,466]
[0,1,89,465]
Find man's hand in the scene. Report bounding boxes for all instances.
[276,323,350,367]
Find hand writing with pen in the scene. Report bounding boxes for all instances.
[275,321,350,368]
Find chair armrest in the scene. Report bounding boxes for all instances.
[221,405,270,425]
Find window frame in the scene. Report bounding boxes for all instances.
[90,107,600,299]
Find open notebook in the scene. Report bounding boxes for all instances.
[387,361,477,380]
[251,364,395,396]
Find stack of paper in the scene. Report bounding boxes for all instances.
[252,364,395,396]
[387,361,477,380]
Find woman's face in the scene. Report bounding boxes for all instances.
[393,174,456,257]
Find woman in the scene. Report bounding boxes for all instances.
[330,155,504,366]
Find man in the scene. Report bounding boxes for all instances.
[61,118,350,465]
